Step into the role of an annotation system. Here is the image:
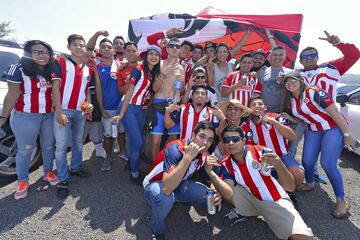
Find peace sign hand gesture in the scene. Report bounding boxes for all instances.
[318,30,340,45]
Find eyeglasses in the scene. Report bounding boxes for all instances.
[300,53,317,60]
[31,50,50,56]
[222,135,241,144]
[284,77,299,86]
[168,44,181,49]
[195,75,206,79]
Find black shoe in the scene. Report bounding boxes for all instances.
[123,160,131,171]
[69,169,91,178]
[288,192,299,210]
[57,181,69,199]
[152,233,165,240]
[130,173,144,186]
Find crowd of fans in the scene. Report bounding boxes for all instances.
[1,26,360,239]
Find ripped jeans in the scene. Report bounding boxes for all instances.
[10,110,55,181]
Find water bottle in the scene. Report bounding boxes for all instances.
[212,102,219,124]
[111,121,118,138]
[241,73,247,85]
[173,80,182,104]
[0,128,7,138]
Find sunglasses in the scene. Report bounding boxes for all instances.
[223,135,241,144]
[300,53,317,60]
[168,44,181,49]
[195,75,206,79]
[284,77,299,86]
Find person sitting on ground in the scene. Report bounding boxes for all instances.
[208,125,314,239]
[143,121,222,240]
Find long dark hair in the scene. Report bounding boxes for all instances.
[280,78,307,115]
[20,40,55,82]
[143,50,161,81]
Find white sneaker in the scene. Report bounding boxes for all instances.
[96,147,107,159]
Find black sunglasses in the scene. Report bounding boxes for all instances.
[195,75,206,79]
[168,44,181,49]
[223,135,241,144]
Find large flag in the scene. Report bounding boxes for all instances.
[128,6,303,68]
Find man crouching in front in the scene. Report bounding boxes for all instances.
[208,125,314,240]
[143,121,222,240]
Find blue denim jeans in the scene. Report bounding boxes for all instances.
[54,109,86,181]
[302,128,345,199]
[144,180,208,235]
[10,110,55,181]
[120,104,145,174]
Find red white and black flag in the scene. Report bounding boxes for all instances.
[128,6,303,68]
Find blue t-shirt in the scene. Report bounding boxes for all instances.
[97,65,122,110]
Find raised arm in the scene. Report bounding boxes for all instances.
[230,28,252,57]
[87,30,109,50]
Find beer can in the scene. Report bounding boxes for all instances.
[260,148,273,176]
[111,121,118,138]
[207,190,216,215]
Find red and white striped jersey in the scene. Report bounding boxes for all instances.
[222,71,262,107]
[6,64,53,113]
[243,113,289,156]
[127,64,152,105]
[299,64,340,102]
[143,139,207,187]
[179,58,192,86]
[55,56,92,111]
[290,87,337,131]
[219,145,288,202]
[178,103,214,139]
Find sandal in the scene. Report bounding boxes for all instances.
[296,183,315,192]
[332,201,351,219]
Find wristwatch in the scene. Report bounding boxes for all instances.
[344,132,350,137]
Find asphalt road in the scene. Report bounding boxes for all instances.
[0,143,359,240]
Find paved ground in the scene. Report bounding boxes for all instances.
[0,143,359,240]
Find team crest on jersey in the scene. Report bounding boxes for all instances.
[203,113,209,119]
[252,160,260,169]
[304,98,309,104]
[249,79,255,86]
[110,72,117,80]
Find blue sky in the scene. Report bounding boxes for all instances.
[1,0,359,73]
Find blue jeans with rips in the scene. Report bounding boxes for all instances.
[144,180,208,235]
[10,110,55,181]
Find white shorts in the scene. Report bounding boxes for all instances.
[102,109,125,137]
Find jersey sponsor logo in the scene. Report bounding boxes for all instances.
[37,82,52,88]
[237,85,252,91]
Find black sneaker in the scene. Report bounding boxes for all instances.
[69,169,91,178]
[130,173,145,186]
[57,181,69,199]
[152,233,165,240]
[223,208,248,226]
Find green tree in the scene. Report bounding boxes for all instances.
[0,21,14,38]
